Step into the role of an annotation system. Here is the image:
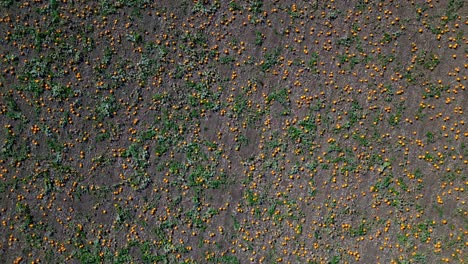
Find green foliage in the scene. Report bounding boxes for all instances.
[417,51,440,70]
[0,0,14,7]
[244,189,259,205]
[288,126,302,141]
[4,94,25,120]
[249,0,263,14]
[444,0,464,22]
[123,143,149,168]
[220,55,235,64]
[425,131,435,143]
[229,1,242,11]
[374,175,392,191]
[267,88,289,106]
[96,95,119,119]
[329,255,340,264]
[51,83,73,100]
[336,36,355,47]
[423,83,449,98]
[261,48,281,72]
[192,0,220,15]
[233,94,247,114]
[126,31,143,43]
[255,31,264,46]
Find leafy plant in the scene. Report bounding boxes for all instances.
[261,48,281,72]
[255,31,263,46]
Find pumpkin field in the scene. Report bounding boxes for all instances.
[0,0,466,263]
